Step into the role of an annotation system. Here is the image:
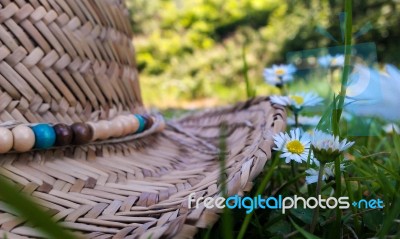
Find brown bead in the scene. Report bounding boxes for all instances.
[53,124,73,146]
[71,123,93,145]
[141,114,154,130]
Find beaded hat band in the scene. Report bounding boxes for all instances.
[0,114,165,154]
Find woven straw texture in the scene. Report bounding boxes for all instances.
[0,0,143,124]
[0,1,287,238]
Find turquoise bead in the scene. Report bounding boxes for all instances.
[31,124,56,149]
[134,114,146,133]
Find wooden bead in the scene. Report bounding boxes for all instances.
[110,118,124,138]
[96,120,111,140]
[116,116,132,136]
[71,123,93,145]
[134,114,146,133]
[53,124,73,146]
[87,122,99,141]
[141,114,154,130]
[126,115,140,133]
[12,125,35,152]
[0,127,13,153]
[31,124,56,149]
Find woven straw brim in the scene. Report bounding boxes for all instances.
[0,97,285,239]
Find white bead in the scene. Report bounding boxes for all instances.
[117,116,132,136]
[12,125,35,152]
[87,122,99,141]
[96,120,111,140]
[0,127,13,153]
[110,118,124,138]
[127,115,140,133]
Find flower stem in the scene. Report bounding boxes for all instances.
[329,68,334,99]
[310,162,325,233]
[294,112,299,128]
[334,156,343,235]
[291,161,299,192]
[344,172,361,234]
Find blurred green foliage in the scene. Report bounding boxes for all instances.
[126,0,400,108]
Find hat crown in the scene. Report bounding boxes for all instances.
[0,0,142,125]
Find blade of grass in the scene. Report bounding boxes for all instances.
[377,190,400,237]
[333,1,353,237]
[237,154,280,239]
[218,122,233,239]
[0,177,75,239]
[289,217,321,239]
[336,0,353,122]
[343,172,360,234]
[242,45,256,99]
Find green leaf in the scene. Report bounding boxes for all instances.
[290,208,314,225]
[363,210,384,232]
[289,217,321,239]
[267,220,291,236]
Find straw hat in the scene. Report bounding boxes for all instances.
[0,1,286,238]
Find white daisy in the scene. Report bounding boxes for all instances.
[383,123,400,134]
[317,54,344,68]
[273,128,311,163]
[317,55,332,68]
[271,92,323,110]
[287,115,321,126]
[305,161,346,184]
[263,64,296,86]
[330,54,345,68]
[311,130,355,161]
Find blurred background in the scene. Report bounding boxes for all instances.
[126,0,400,109]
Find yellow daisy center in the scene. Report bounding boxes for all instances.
[331,58,337,65]
[286,140,305,154]
[275,68,285,75]
[290,95,304,105]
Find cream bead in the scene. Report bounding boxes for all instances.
[110,118,124,138]
[117,116,132,136]
[87,122,99,141]
[119,115,136,135]
[96,120,111,140]
[124,115,139,134]
[0,127,13,153]
[12,125,35,152]
[127,115,140,133]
